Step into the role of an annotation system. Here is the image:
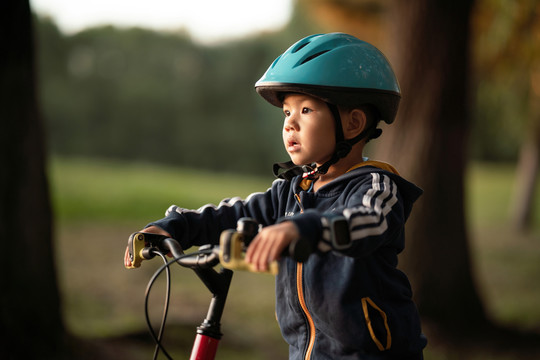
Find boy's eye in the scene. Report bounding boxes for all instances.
[302,107,312,114]
[284,110,291,117]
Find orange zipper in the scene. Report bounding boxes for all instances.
[296,262,316,360]
[293,192,316,359]
[294,193,305,213]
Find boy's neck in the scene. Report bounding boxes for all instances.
[313,147,366,192]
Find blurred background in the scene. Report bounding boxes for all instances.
[2,0,540,359]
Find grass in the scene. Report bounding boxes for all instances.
[466,163,540,331]
[466,162,540,227]
[49,157,540,359]
[49,157,274,222]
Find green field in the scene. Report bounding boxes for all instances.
[49,158,540,359]
[49,157,274,223]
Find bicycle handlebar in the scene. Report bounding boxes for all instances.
[127,232,221,270]
[126,218,313,273]
[166,247,221,270]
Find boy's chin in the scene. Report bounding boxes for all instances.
[290,159,308,167]
[288,155,308,166]
[289,157,319,167]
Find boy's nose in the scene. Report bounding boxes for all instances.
[284,116,299,131]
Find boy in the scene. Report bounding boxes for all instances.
[125,33,426,359]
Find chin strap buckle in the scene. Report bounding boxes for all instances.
[301,164,319,180]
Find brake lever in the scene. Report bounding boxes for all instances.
[126,232,173,269]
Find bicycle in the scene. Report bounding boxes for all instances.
[126,218,312,360]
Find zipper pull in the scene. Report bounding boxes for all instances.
[294,193,304,214]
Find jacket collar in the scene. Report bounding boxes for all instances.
[297,160,400,191]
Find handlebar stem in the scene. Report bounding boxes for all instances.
[196,268,233,339]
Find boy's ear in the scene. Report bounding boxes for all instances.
[343,109,367,140]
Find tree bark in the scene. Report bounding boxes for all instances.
[0,1,68,358]
[374,0,489,332]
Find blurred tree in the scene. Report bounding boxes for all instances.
[33,0,321,177]
[473,0,540,231]
[307,0,387,47]
[0,0,68,358]
[378,0,488,334]
[35,23,284,175]
[513,67,540,230]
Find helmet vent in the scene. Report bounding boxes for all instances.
[292,41,310,53]
[300,50,330,65]
[269,55,282,69]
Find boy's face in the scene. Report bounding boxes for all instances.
[282,94,336,167]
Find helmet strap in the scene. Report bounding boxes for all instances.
[302,103,380,180]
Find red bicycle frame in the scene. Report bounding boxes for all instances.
[190,334,219,360]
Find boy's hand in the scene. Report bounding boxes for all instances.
[245,221,299,272]
[124,226,172,268]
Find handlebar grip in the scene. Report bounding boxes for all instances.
[218,229,279,275]
[218,228,311,275]
[178,251,220,269]
[126,232,181,269]
[126,232,147,269]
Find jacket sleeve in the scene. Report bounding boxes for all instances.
[288,172,406,258]
[146,179,285,250]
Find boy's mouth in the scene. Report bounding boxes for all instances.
[286,138,301,152]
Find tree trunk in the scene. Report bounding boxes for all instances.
[0,1,68,358]
[511,133,540,231]
[374,0,488,332]
[511,68,540,231]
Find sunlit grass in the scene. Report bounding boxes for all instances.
[50,157,540,228]
[49,157,274,222]
[466,161,540,228]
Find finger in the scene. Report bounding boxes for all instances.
[256,232,278,271]
[268,235,288,262]
[124,246,132,267]
[247,236,267,271]
[248,233,271,272]
[245,234,261,263]
[142,226,172,237]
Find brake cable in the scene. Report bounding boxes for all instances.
[145,251,197,360]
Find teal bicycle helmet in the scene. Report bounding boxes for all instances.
[255,33,401,177]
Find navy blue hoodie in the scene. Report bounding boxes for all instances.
[149,162,427,359]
